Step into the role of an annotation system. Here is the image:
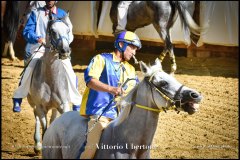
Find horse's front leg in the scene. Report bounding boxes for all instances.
[8,41,17,61]
[57,102,70,114]
[33,106,47,154]
[50,108,59,124]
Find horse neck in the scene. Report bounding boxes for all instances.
[114,81,160,146]
[41,46,62,78]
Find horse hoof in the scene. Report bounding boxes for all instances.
[34,143,42,154]
[34,148,41,155]
[12,57,19,62]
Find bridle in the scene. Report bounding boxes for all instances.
[135,71,184,113]
[47,19,71,59]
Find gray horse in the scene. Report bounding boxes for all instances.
[42,58,202,159]
[27,14,73,154]
[110,1,206,75]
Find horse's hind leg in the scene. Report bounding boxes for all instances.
[2,41,17,61]
[153,23,177,75]
[2,42,9,57]
[33,106,47,154]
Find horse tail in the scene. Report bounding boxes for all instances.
[4,1,19,43]
[173,1,207,46]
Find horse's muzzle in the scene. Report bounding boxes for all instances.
[59,48,71,60]
[181,91,203,115]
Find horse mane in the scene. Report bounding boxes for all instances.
[114,84,139,126]
[112,60,163,126]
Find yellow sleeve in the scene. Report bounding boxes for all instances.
[88,54,105,80]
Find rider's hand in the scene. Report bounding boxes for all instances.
[109,86,124,96]
[37,38,46,45]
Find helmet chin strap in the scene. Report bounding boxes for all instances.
[121,51,125,61]
[119,42,128,61]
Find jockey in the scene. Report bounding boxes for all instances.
[115,1,132,34]
[79,31,141,159]
[12,1,82,112]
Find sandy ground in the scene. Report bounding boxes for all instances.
[1,47,239,159]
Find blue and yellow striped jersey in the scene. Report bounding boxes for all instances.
[80,52,139,119]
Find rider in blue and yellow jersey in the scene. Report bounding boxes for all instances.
[79,31,142,159]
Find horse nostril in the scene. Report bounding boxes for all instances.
[189,92,199,99]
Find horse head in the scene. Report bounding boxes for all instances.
[138,58,202,115]
[46,12,72,60]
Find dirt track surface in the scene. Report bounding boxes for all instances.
[1,52,239,159]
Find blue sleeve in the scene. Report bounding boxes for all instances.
[56,8,67,19]
[84,63,93,85]
[23,11,41,44]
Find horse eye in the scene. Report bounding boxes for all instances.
[159,80,168,87]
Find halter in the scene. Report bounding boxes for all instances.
[47,19,71,59]
[135,71,184,113]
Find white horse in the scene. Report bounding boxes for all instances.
[42,58,203,159]
[27,14,74,154]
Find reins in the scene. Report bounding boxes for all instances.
[134,71,184,113]
[85,78,137,135]
[20,43,45,77]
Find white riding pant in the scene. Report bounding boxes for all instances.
[80,116,112,159]
[13,50,82,106]
[116,1,132,31]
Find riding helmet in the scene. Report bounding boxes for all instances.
[114,31,142,53]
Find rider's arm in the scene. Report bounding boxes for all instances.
[84,55,122,96]
[87,79,122,96]
[23,11,41,43]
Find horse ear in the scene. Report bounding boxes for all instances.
[154,58,162,70]
[139,61,151,75]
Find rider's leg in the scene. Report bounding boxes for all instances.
[72,76,80,111]
[12,51,43,112]
[61,58,82,111]
[116,1,132,33]
[80,116,111,159]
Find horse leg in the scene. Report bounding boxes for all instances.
[50,108,59,124]
[1,1,6,28]
[33,106,47,154]
[165,31,177,75]
[56,102,70,115]
[2,41,17,61]
[153,23,177,75]
[2,42,9,57]
[8,41,17,60]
